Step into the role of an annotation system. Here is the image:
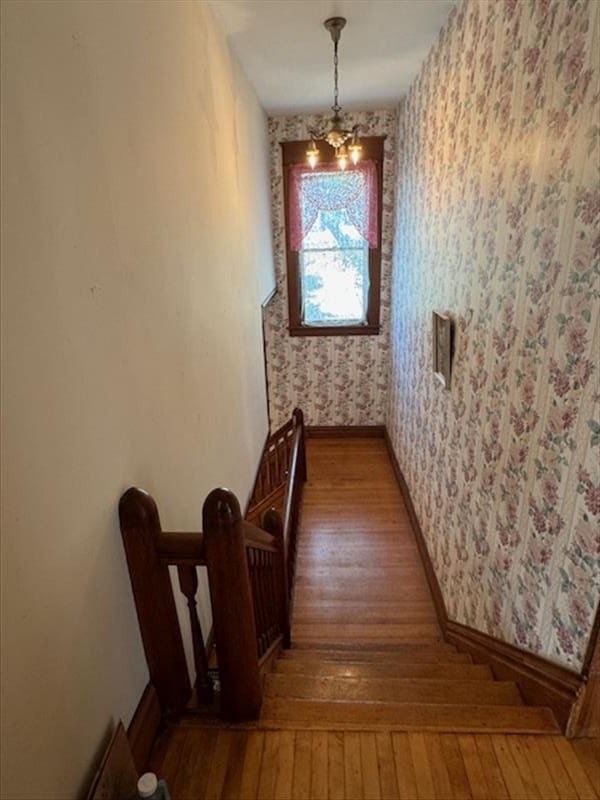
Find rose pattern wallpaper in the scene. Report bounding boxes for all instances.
[387,0,599,671]
[264,110,397,428]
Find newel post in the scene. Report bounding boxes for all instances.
[202,488,262,719]
[119,488,191,717]
[263,508,291,648]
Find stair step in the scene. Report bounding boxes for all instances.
[289,641,456,653]
[283,648,472,665]
[264,674,522,705]
[284,652,472,664]
[273,659,494,681]
[293,623,442,641]
[259,697,561,734]
[293,610,438,624]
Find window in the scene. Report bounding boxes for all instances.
[282,137,384,336]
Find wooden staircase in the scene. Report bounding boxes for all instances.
[259,643,560,733]
[127,431,600,798]
[121,422,563,759]
[255,437,560,736]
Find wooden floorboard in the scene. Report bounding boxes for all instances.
[291,439,440,647]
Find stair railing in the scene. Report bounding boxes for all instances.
[119,488,213,718]
[119,408,306,721]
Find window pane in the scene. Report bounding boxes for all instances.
[303,207,367,250]
[297,172,371,328]
[300,246,369,327]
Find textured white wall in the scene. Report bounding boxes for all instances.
[0,1,274,797]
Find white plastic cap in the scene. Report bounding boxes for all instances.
[137,772,158,799]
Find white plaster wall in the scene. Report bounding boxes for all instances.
[0,1,274,797]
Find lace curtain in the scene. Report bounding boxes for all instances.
[288,160,378,252]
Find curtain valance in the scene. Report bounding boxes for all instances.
[288,160,378,252]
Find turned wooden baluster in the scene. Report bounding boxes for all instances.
[203,488,262,720]
[263,507,291,648]
[266,447,273,494]
[177,565,214,704]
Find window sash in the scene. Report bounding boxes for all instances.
[281,137,384,338]
[299,244,370,327]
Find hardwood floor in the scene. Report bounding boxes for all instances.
[292,439,440,647]
[150,728,600,799]
[149,438,599,798]
[260,439,557,735]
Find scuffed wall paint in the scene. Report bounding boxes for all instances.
[264,111,397,428]
[388,0,599,671]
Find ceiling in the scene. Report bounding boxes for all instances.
[208,0,455,115]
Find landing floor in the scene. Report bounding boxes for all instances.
[292,438,440,647]
[151,727,599,799]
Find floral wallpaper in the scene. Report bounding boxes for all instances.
[264,110,397,428]
[388,0,599,671]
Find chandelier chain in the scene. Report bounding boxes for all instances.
[333,39,340,114]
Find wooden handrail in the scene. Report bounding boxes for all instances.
[242,520,277,551]
[118,408,307,723]
[155,531,205,564]
[280,407,306,603]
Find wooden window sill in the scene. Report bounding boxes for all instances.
[288,325,381,337]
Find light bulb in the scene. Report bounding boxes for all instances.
[337,144,348,171]
[349,131,362,165]
[306,139,319,169]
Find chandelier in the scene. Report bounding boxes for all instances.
[306,17,362,171]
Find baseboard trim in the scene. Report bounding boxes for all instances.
[446,620,581,731]
[383,427,589,734]
[384,430,448,629]
[127,683,161,773]
[307,425,386,438]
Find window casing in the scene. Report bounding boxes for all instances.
[282,137,385,337]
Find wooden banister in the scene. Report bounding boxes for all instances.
[119,408,307,723]
[155,531,205,564]
[242,520,278,551]
[280,407,306,602]
[119,488,192,716]
[247,416,298,513]
[263,508,291,648]
[202,488,262,719]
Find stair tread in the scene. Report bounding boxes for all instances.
[293,624,442,639]
[274,660,494,680]
[260,697,561,734]
[282,650,473,664]
[283,649,473,664]
[265,673,522,704]
[289,641,455,653]
[265,674,522,705]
